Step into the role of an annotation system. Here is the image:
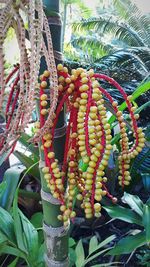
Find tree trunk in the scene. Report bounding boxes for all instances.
[39,1,69,266]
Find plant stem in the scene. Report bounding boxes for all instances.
[38,1,69,266]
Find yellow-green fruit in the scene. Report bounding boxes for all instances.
[85,213,93,219]
[95,212,101,218]
[70,211,76,218]
[85,208,92,214]
[47,152,55,158]
[77,194,83,201]
[44,140,52,148]
[44,173,51,180]
[51,162,57,169]
[42,167,49,173]
[57,64,63,71]
[41,100,47,107]
[40,109,47,115]
[94,203,101,212]
[43,133,52,140]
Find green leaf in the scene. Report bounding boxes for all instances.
[0,232,8,247]
[104,205,143,226]
[0,181,7,199]
[69,237,76,247]
[107,231,146,255]
[92,235,115,253]
[122,192,143,217]
[0,149,11,166]
[135,101,150,115]
[0,245,26,259]
[7,257,19,267]
[18,132,39,158]
[69,247,77,267]
[36,243,45,267]
[84,247,111,266]
[75,240,85,267]
[19,210,39,262]
[89,236,98,254]
[143,205,150,242]
[83,236,116,267]
[13,151,40,180]
[79,159,88,172]
[13,190,27,253]
[30,212,43,229]
[0,207,16,243]
[1,166,25,210]
[109,80,150,124]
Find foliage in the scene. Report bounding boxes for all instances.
[69,235,118,267]
[64,0,150,123]
[0,190,44,267]
[103,193,150,256]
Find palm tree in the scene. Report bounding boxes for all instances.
[40,1,69,266]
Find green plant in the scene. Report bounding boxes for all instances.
[0,189,44,267]
[69,235,118,267]
[103,192,150,256]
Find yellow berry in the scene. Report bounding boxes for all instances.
[40,94,47,101]
[44,140,52,148]
[44,173,51,180]
[51,162,57,169]
[41,81,47,88]
[41,100,47,107]
[57,64,63,71]
[42,167,49,173]
[43,70,50,77]
[40,109,47,115]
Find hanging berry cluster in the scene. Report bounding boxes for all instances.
[34,64,145,226]
[0,0,59,155]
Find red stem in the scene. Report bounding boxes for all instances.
[5,75,20,115]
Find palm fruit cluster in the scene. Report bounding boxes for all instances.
[34,64,145,227]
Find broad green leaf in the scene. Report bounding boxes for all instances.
[13,190,27,253]
[30,212,43,228]
[69,247,77,267]
[0,245,26,259]
[89,236,98,254]
[0,181,7,199]
[107,231,146,255]
[13,151,40,180]
[122,192,143,217]
[8,257,19,267]
[143,205,150,242]
[104,205,143,226]
[36,243,45,266]
[69,237,76,247]
[75,240,85,267]
[0,232,8,248]
[18,132,39,158]
[19,210,39,262]
[0,207,16,243]
[1,166,25,210]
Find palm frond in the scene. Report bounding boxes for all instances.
[113,0,150,45]
[72,17,146,47]
[70,35,115,59]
